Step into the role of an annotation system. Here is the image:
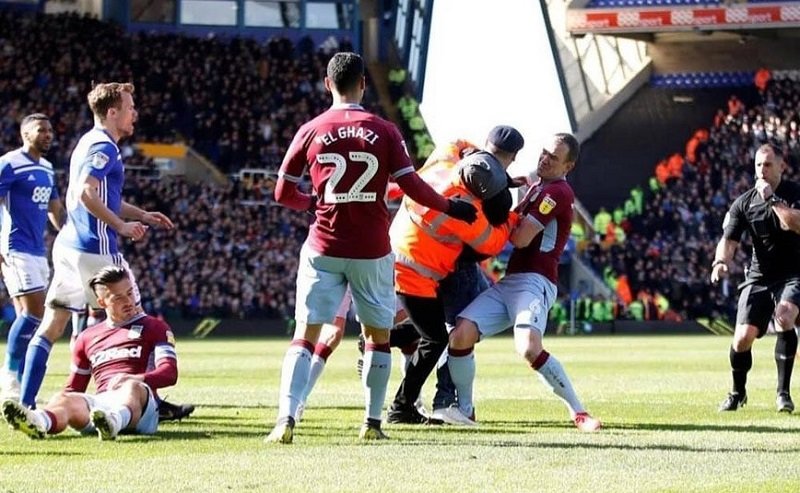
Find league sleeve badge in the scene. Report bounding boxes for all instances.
[539,194,557,215]
[90,151,110,170]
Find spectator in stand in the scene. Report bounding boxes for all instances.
[584,74,800,322]
[0,11,382,175]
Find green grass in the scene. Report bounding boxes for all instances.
[2,335,800,493]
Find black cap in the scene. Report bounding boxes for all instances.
[487,125,525,154]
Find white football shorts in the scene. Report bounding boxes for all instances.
[1,251,50,297]
[46,245,140,311]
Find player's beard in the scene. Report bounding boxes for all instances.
[35,139,51,154]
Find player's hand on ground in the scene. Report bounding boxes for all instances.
[755,178,773,200]
[447,198,478,224]
[119,221,148,241]
[142,211,175,230]
[107,373,144,390]
[710,262,729,284]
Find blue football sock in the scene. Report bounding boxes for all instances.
[5,313,41,378]
[20,335,53,408]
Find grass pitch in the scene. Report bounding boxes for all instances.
[1,334,799,493]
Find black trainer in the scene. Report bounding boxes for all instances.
[356,333,366,378]
[387,404,428,424]
[718,392,747,412]
[776,392,795,413]
[158,400,196,422]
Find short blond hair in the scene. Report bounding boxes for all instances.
[87,82,135,120]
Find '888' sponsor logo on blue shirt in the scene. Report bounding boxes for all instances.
[31,186,52,206]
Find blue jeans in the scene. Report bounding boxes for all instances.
[432,261,490,409]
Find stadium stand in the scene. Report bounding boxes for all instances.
[650,72,755,89]
[0,10,358,174]
[583,71,800,321]
[0,10,382,320]
[586,0,720,8]
[121,175,308,320]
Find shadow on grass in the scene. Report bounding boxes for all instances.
[201,404,364,412]
[104,428,265,442]
[390,437,800,454]
[603,421,794,434]
[0,450,86,456]
[487,420,795,434]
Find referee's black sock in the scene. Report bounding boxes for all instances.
[730,346,752,396]
[775,330,797,395]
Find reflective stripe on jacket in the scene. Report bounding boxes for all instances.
[391,160,518,298]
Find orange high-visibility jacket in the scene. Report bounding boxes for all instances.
[390,147,519,298]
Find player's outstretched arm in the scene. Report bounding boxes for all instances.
[396,172,477,224]
[120,202,174,229]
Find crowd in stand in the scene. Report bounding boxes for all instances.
[0,10,363,320]
[122,176,308,319]
[584,72,800,321]
[0,10,362,174]
[4,10,800,324]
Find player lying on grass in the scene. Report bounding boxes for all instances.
[2,265,178,440]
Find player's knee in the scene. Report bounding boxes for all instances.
[120,378,143,394]
[520,347,543,365]
[774,303,799,331]
[321,321,345,347]
[46,389,73,408]
[449,319,478,349]
[39,308,71,340]
[363,327,390,345]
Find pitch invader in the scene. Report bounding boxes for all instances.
[18,82,174,409]
[0,114,65,399]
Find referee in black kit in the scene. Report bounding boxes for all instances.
[711,143,800,413]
